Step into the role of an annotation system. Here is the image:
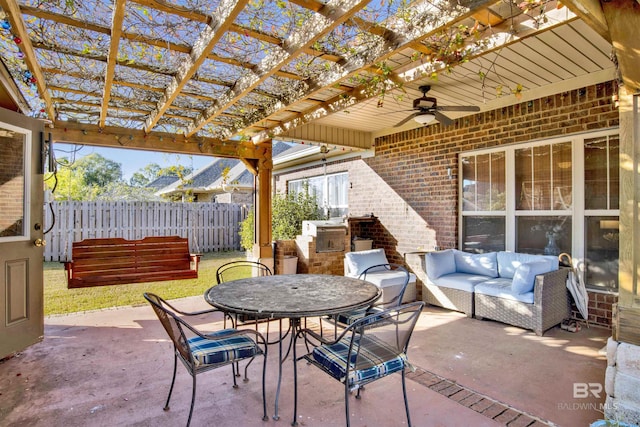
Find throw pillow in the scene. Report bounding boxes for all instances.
[511,261,551,294]
[425,249,456,280]
[454,251,498,278]
[345,248,389,276]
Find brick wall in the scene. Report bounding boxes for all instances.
[0,137,25,237]
[274,81,619,328]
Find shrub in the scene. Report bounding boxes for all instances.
[239,184,324,251]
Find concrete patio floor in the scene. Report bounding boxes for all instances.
[0,296,609,427]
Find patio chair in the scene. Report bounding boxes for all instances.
[216,260,272,283]
[143,293,268,426]
[333,263,411,329]
[297,301,425,427]
[216,260,273,327]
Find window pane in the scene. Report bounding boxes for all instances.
[585,216,619,291]
[461,155,477,211]
[516,216,571,256]
[328,173,348,207]
[585,136,612,210]
[0,129,26,238]
[462,216,505,253]
[327,173,348,218]
[490,152,506,211]
[461,153,505,212]
[609,136,619,209]
[515,147,533,210]
[552,142,572,210]
[517,143,572,211]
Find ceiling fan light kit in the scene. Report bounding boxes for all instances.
[414,113,436,125]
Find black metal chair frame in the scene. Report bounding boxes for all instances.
[215,260,273,327]
[359,263,411,308]
[296,301,425,427]
[327,263,411,337]
[215,260,273,284]
[144,292,268,426]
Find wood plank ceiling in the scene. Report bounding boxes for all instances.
[0,0,615,157]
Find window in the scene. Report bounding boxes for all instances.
[460,131,619,292]
[288,172,349,218]
[515,141,572,256]
[0,124,30,241]
[460,152,505,252]
[583,135,619,291]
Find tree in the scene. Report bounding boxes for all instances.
[46,153,122,201]
[129,163,162,187]
[98,182,163,201]
[74,153,123,187]
[46,161,100,201]
[130,163,193,188]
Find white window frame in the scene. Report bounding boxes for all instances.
[288,171,349,217]
[459,128,619,291]
[0,122,32,243]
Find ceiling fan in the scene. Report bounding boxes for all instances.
[394,85,480,127]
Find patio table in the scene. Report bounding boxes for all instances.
[204,273,381,425]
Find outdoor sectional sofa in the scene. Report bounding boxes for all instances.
[423,249,570,336]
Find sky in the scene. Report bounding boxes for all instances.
[53,143,213,181]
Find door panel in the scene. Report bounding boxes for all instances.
[7,259,28,323]
[0,108,44,359]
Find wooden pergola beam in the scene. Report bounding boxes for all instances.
[49,120,266,160]
[144,0,249,132]
[0,0,56,120]
[100,0,126,128]
[187,0,372,137]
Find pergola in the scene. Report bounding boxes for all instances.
[0,0,638,271]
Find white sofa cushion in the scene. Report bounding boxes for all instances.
[474,278,535,304]
[425,249,456,280]
[497,251,558,279]
[361,270,416,288]
[429,273,491,292]
[511,261,552,294]
[453,250,498,278]
[345,249,389,276]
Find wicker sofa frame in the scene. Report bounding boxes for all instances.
[422,284,474,318]
[474,268,570,336]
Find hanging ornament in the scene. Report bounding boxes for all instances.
[13,36,21,44]
[1,20,10,30]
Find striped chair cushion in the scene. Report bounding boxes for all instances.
[312,335,407,386]
[188,329,259,366]
[334,308,368,325]
[335,306,385,326]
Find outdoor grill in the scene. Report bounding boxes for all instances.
[302,220,347,253]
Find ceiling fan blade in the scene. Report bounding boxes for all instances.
[434,111,454,126]
[437,105,480,112]
[394,112,419,127]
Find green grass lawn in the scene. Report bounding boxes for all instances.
[44,251,247,316]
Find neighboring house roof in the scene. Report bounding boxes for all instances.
[154,141,295,197]
[146,174,180,189]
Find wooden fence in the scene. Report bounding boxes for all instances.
[43,201,248,262]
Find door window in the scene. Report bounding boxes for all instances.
[0,125,30,241]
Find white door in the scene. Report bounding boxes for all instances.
[0,108,45,359]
